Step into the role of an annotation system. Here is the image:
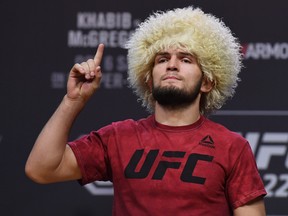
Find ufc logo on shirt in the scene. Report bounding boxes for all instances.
[124,149,214,185]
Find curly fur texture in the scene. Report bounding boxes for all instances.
[125,6,242,115]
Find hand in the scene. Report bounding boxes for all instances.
[67,44,104,103]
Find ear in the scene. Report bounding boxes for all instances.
[200,77,214,93]
[147,79,153,90]
[145,73,153,91]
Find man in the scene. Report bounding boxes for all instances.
[26,6,267,215]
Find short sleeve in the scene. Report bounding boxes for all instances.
[226,142,267,209]
[68,126,113,185]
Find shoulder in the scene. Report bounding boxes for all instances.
[204,117,244,138]
[98,115,153,134]
[202,117,248,148]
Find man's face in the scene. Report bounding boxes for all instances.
[151,47,204,108]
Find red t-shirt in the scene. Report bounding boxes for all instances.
[68,115,266,216]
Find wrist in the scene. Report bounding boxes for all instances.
[62,95,86,113]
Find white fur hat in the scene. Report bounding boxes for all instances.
[125,6,242,114]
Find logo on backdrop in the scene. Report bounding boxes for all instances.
[84,181,113,196]
[242,132,288,198]
[51,11,141,90]
[242,42,288,60]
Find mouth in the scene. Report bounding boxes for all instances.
[163,75,181,81]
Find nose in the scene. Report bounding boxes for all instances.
[167,56,178,71]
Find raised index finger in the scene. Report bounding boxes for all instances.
[94,43,105,65]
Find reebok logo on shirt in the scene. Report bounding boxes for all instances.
[199,135,215,148]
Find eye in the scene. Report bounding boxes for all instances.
[181,58,192,63]
[157,57,168,63]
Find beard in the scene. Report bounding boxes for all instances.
[152,81,202,110]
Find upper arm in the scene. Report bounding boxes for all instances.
[233,197,266,216]
[54,145,82,182]
[26,144,82,184]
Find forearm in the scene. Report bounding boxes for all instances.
[25,95,85,182]
[26,44,104,183]
[233,197,266,216]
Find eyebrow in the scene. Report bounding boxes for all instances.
[156,51,194,57]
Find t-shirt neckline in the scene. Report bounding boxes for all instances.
[151,115,205,132]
